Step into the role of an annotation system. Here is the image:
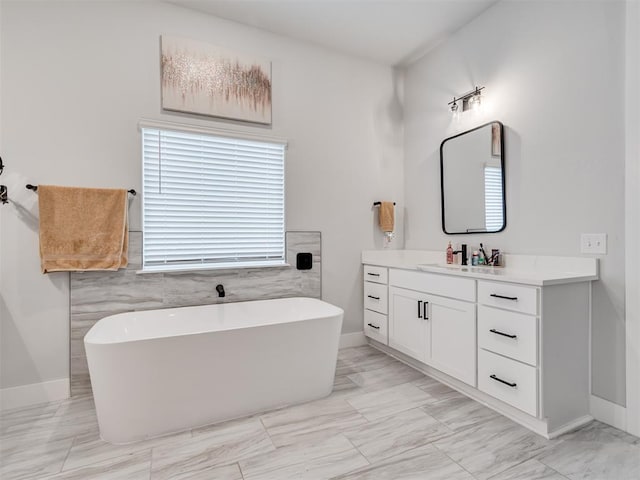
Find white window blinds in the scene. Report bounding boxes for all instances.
[142,126,286,270]
[484,166,504,231]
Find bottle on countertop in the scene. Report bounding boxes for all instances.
[471,251,479,266]
[491,249,501,266]
[478,249,485,265]
[446,242,453,264]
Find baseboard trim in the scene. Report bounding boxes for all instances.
[339,332,367,349]
[590,394,627,430]
[0,378,70,411]
[548,414,594,439]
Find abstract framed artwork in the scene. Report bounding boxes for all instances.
[161,36,272,125]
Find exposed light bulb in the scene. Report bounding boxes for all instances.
[470,92,482,110]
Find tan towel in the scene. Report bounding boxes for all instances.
[378,201,395,233]
[38,185,129,273]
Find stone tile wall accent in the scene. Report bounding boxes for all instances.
[70,231,321,395]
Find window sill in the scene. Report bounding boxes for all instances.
[136,261,290,275]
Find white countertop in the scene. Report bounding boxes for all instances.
[362,250,599,286]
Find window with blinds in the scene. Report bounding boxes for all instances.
[484,166,504,231]
[141,126,286,271]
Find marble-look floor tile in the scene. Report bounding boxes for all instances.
[1,401,61,432]
[260,395,368,447]
[558,420,640,445]
[334,443,474,480]
[42,450,151,480]
[152,418,275,480]
[333,374,360,393]
[343,407,453,463]
[1,405,98,458]
[1,394,93,431]
[0,435,74,480]
[63,428,190,472]
[346,361,425,390]
[433,415,557,480]
[412,375,464,404]
[346,382,432,421]
[239,434,368,480]
[52,396,97,431]
[335,359,359,377]
[336,350,398,376]
[4,346,640,480]
[538,439,640,480]
[337,346,382,362]
[487,458,568,480]
[422,393,501,432]
[151,462,243,480]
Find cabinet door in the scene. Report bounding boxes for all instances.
[428,295,477,387]
[389,287,430,362]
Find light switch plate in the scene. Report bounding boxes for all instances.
[581,233,607,254]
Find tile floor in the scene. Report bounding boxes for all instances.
[1,345,639,479]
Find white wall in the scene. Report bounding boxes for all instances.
[625,0,640,436]
[403,1,626,405]
[0,1,403,391]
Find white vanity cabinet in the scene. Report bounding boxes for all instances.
[362,251,597,439]
[388,269,477,386]
[477,281,540,416]
[363,265,388,344]
[429,295,476,386]
[476,279,591,431]
[388,286,430,362]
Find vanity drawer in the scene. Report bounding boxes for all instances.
[389,268,475,302]
[364,265,388,284]
[364,281,388,314]
[478,306,538,367]
[364,309,388,345]
[478,349,538,417]
[478,281,538,315]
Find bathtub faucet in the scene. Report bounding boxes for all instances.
[216,284,225,298]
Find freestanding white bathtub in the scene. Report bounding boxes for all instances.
[85,297,343,444]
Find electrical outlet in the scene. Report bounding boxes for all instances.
[581,233,607,254]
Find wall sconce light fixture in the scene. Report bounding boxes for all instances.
[448,86,484,114]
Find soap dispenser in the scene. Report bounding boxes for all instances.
[446,242,453,264]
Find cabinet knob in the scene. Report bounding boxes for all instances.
[367,295,380,300]
[367,323,380,330]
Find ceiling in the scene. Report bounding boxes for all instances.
[171,0,498,66]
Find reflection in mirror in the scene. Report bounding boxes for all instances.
[440,121,505,234]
